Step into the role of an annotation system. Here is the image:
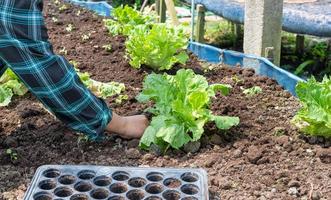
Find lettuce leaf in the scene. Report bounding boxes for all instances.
[126,24,189,71]
[292,76,331,137]
[137,69,239,151]
[0,86,13,107]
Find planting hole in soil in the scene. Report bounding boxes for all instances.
[146,172,164,182]
[162,190,181,200]
[38,179,57,190]
[181,173,199,182]
[107,196,125,200]
[181,184,199,195]
[54,186,73,197]
[112,171,130,181]
[58,174,76,185]
[126,189,145,200]
[144,197,162,200]
[70,194,89,200]
[181,197,198,200]
[43,169,61,178]
[77,170,96,180]
[33,192,52,200]
[145,183,164,194]
[163,178,181,188]
[74,181,93,192]
[128,177,147,188]
[93,175,112,187]
[90,188,110,199]
[109,183,128,193]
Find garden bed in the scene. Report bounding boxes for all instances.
[0,1,330,199]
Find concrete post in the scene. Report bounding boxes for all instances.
[243,0,283,66]
[196,4,205,43]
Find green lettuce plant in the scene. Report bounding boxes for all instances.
[104,5,153,36]
[126,24,189,71]
[0,68,127,107]
[137,69,240,151]
[292,76,331,137]
[0,69,28,107]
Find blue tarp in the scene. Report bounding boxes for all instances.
[65,0,304,96]
[188,0,331,37]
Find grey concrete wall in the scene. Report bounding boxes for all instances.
[244,0,283,66]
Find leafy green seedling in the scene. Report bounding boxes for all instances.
[102,44,112,52]
[59,4,68,12]
[65,24,74,32]
[69,60,79,68]
[81,33,91,42]
[231,75,244,85]
[242,86,262,96]
[59,47,68,55]
[6,149,18,161]
[77,135,90,144]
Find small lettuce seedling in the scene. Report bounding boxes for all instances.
[6,149,18,161]
[137,69,239,152]
[242,86,262,96]
[66,24,75,32]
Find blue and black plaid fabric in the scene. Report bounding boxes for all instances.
[0,0,112,139]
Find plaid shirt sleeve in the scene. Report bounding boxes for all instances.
[0,0,112,139]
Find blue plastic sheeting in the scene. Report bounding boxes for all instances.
[64,0,304,96]
[187,0,331,37]
[66,0,113,16]
[188,42,304,96]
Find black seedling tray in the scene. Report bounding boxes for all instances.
[24,165,209,200]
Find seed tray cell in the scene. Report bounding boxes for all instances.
[24,165,209,200]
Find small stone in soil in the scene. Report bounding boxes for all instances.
[311,191,321,200]
[210,134,223,145]
[183,141,201,153]
[288,180,300,188]
[288,187,299,196]
[127,139,140,148]
[247,146,263,164]
[126,148,141,159]
[233,149,242,158]
[316,148,331,164]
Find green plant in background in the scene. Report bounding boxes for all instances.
[242,86,263,96]
[0,69,28,107]
[294,42,329,76]
[6,149,18,161]
[137,69,240,152]
[292,77,331,138]
[126,24,189,70]
[104,5,153,36]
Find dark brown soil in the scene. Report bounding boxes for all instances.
[0,1,330,200]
